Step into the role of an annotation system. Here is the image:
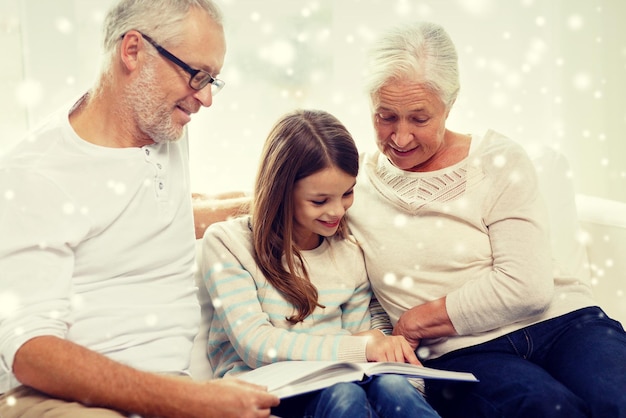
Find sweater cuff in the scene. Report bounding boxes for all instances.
[445,291,470,335]
[337,336,369,362]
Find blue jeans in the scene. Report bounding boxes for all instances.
[271,374,440,418]
[423,307,626,418]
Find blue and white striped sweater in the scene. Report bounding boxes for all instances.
[200,216,375,378]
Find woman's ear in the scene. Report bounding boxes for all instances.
[445,98,456,120]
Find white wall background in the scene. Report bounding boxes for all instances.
[1,0,625,202]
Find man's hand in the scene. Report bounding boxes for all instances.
[199,378,280,418]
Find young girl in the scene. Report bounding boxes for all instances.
[200,109,440,418]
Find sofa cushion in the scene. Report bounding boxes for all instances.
[190,240,214,380]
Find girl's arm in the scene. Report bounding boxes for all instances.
[201,223,370,369]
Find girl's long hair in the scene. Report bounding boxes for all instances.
[251,109,359,324]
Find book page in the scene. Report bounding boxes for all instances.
[270,370,365,399]
[359,361,478,381]
[236,360,478,399]
[237,361,361,392]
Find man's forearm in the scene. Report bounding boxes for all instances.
[12,335,279,417]
[13,336,188,415]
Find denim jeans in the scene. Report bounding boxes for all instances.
[423,307,626,418]
[272,374,440,418]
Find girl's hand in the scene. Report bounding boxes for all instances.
[358,330,421,365]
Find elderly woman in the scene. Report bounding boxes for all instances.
[346,21,626,418]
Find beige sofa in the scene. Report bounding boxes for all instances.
[189,146,626,380]
[576,194,626,323]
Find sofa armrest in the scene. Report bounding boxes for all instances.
[576,194,626,325]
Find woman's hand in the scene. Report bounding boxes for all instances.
[393,297,457,351]
[392,308,424,351]
[357,330,421,365]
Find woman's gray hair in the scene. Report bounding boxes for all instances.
[365,21,460,110]
[98,0,223,78]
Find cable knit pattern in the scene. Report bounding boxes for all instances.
[379,163,466,205]
[368,153,486,213]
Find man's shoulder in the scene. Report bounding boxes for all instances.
[1,108,67,168]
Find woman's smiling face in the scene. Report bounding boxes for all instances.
[372,81,450,172]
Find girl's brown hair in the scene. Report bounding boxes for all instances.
[251,109,359,324]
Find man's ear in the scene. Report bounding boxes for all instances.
[119,30,143,72]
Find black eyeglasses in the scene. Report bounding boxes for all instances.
[133,32,224,95]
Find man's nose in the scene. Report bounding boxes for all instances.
[193,86,213,107]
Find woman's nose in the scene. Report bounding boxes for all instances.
[391,121,413,148]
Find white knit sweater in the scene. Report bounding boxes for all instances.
[348,130,595,360]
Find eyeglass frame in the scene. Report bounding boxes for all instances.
[123,31,225,95]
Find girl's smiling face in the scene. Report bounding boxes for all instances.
[292,166,356,250]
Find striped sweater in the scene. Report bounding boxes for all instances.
[200,216,374,377]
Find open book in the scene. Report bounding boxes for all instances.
[237,360,478,399]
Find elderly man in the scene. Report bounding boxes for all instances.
[0,0,278,417]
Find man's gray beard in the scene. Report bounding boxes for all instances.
[122,61,183,144]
